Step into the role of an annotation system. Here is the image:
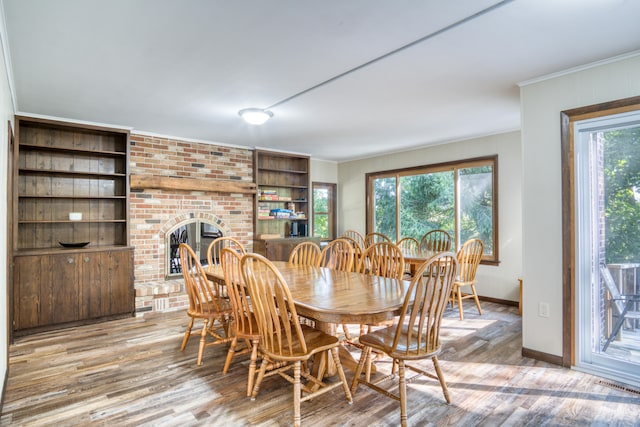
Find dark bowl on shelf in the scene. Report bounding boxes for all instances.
[59,242,90,248]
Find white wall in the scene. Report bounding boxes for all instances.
[520,54,640,356]
[0,12,14,400]
[337,131,522,302]
[310,158,338,184]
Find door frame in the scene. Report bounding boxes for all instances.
[561,95,640,367]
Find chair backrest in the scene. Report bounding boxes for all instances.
[207,237,246,267]
[600,263,625,314]
[318,238,355,272]
[364,232,391,248]
[288,241,321,266]
[456,238,484,283]
[420,229,452,252]
[340,235,364,261]
[397,237,420,252]
[342,229,365,249]
[240,253,307,358]
[221,248,257,335]
[356,241,405,280]
[179,243,227,315]
[389,252,458,355]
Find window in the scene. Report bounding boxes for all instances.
[366,156,498,263]
[312,182,336,240]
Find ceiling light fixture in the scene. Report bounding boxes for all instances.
[238,108,273,125]
[237,0,513,126]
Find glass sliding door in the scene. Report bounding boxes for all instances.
[574,110,640,387]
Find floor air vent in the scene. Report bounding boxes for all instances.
[596,379,640,396]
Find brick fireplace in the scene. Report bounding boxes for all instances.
[128,133,254,315]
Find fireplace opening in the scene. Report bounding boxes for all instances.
[166,220,223,278]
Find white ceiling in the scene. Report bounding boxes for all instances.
[3,0,640,162]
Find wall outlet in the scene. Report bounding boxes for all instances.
[538,302,550,318]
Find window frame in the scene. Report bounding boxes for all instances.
[366,155,499,264]
[312,182,337,241]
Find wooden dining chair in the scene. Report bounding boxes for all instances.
[356,241,405,280]
[350,252,458,427]
[317,238,355,272]
[220,248,260,397]
[288,241,321,266]
[342,229,365,249]
[420,229,452,252]
[179,243,233,365]
[451,238,484,320]
[397,237,420,276]
[364,232,391,248]
[206,236,246,268]
[351,241,405,338]
[340,235,364,262]
[240,253,353,427]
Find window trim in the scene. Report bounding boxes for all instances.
[312,182,337,241]
[366,155,499,264]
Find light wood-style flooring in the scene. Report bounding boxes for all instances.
[2,302,639,426]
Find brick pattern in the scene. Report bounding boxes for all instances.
[129,133,254,313]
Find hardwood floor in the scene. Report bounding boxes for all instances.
[2,302,639,426]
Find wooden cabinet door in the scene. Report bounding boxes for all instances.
[107,249,134,316]
[80,249,134,319]
[49,253,80,325]
[13,255,42,330]
[14,254,79,329]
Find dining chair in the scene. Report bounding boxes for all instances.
[356,241,405,280]
[364,232,391,248]
[397,237,420,277]
[599,263,640,351]
[317,238,355,272]
[351,241,406,338]
[220,248,260,397]
[240,253,353,427]
[340,235,364,262]
[288,241,321,266]
[206,236,246,268]
[450,238,484,320]
[350,252,458,427]
[179,243,232,365]
[420,229,452,252]
[341,229,365,249]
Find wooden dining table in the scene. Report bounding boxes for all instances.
[401,248,440,274]
[205,261,411,375]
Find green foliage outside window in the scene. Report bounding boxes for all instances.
[313,188,329,238]
[603,126,640,263]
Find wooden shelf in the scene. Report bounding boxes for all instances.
[19,143,126,157]
[12,115,134,334]
[19,168,126,178]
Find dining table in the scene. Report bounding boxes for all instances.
[205,261,411,375]
[400,248,440,274]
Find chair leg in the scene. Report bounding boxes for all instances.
[432,355,451,404]
[293,361,302,427]
[350,346,370,395]
[223,336,237,374]
[330,347,353,404]
[470,284,483,315]
[197,319,209,365]
[180,317,194,351]
[247,339,259,397]
[398,360,407,427]
[251,357,270,400]
[457,288,464,320]
[342,324,352,340]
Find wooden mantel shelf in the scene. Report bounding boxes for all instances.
[130,175,257,194]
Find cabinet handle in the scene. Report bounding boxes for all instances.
[84,257,90,263]
[67,257,74,264]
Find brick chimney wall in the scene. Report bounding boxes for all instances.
[129,133,254,291]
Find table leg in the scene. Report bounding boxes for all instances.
[313,320,376,376]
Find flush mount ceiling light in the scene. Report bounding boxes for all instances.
[238,108,273,125]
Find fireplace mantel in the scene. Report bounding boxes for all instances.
[131,174,257,194]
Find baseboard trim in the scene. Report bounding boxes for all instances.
[1,366,7,411]
[478,295,518,307]
[522,347,564,366]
